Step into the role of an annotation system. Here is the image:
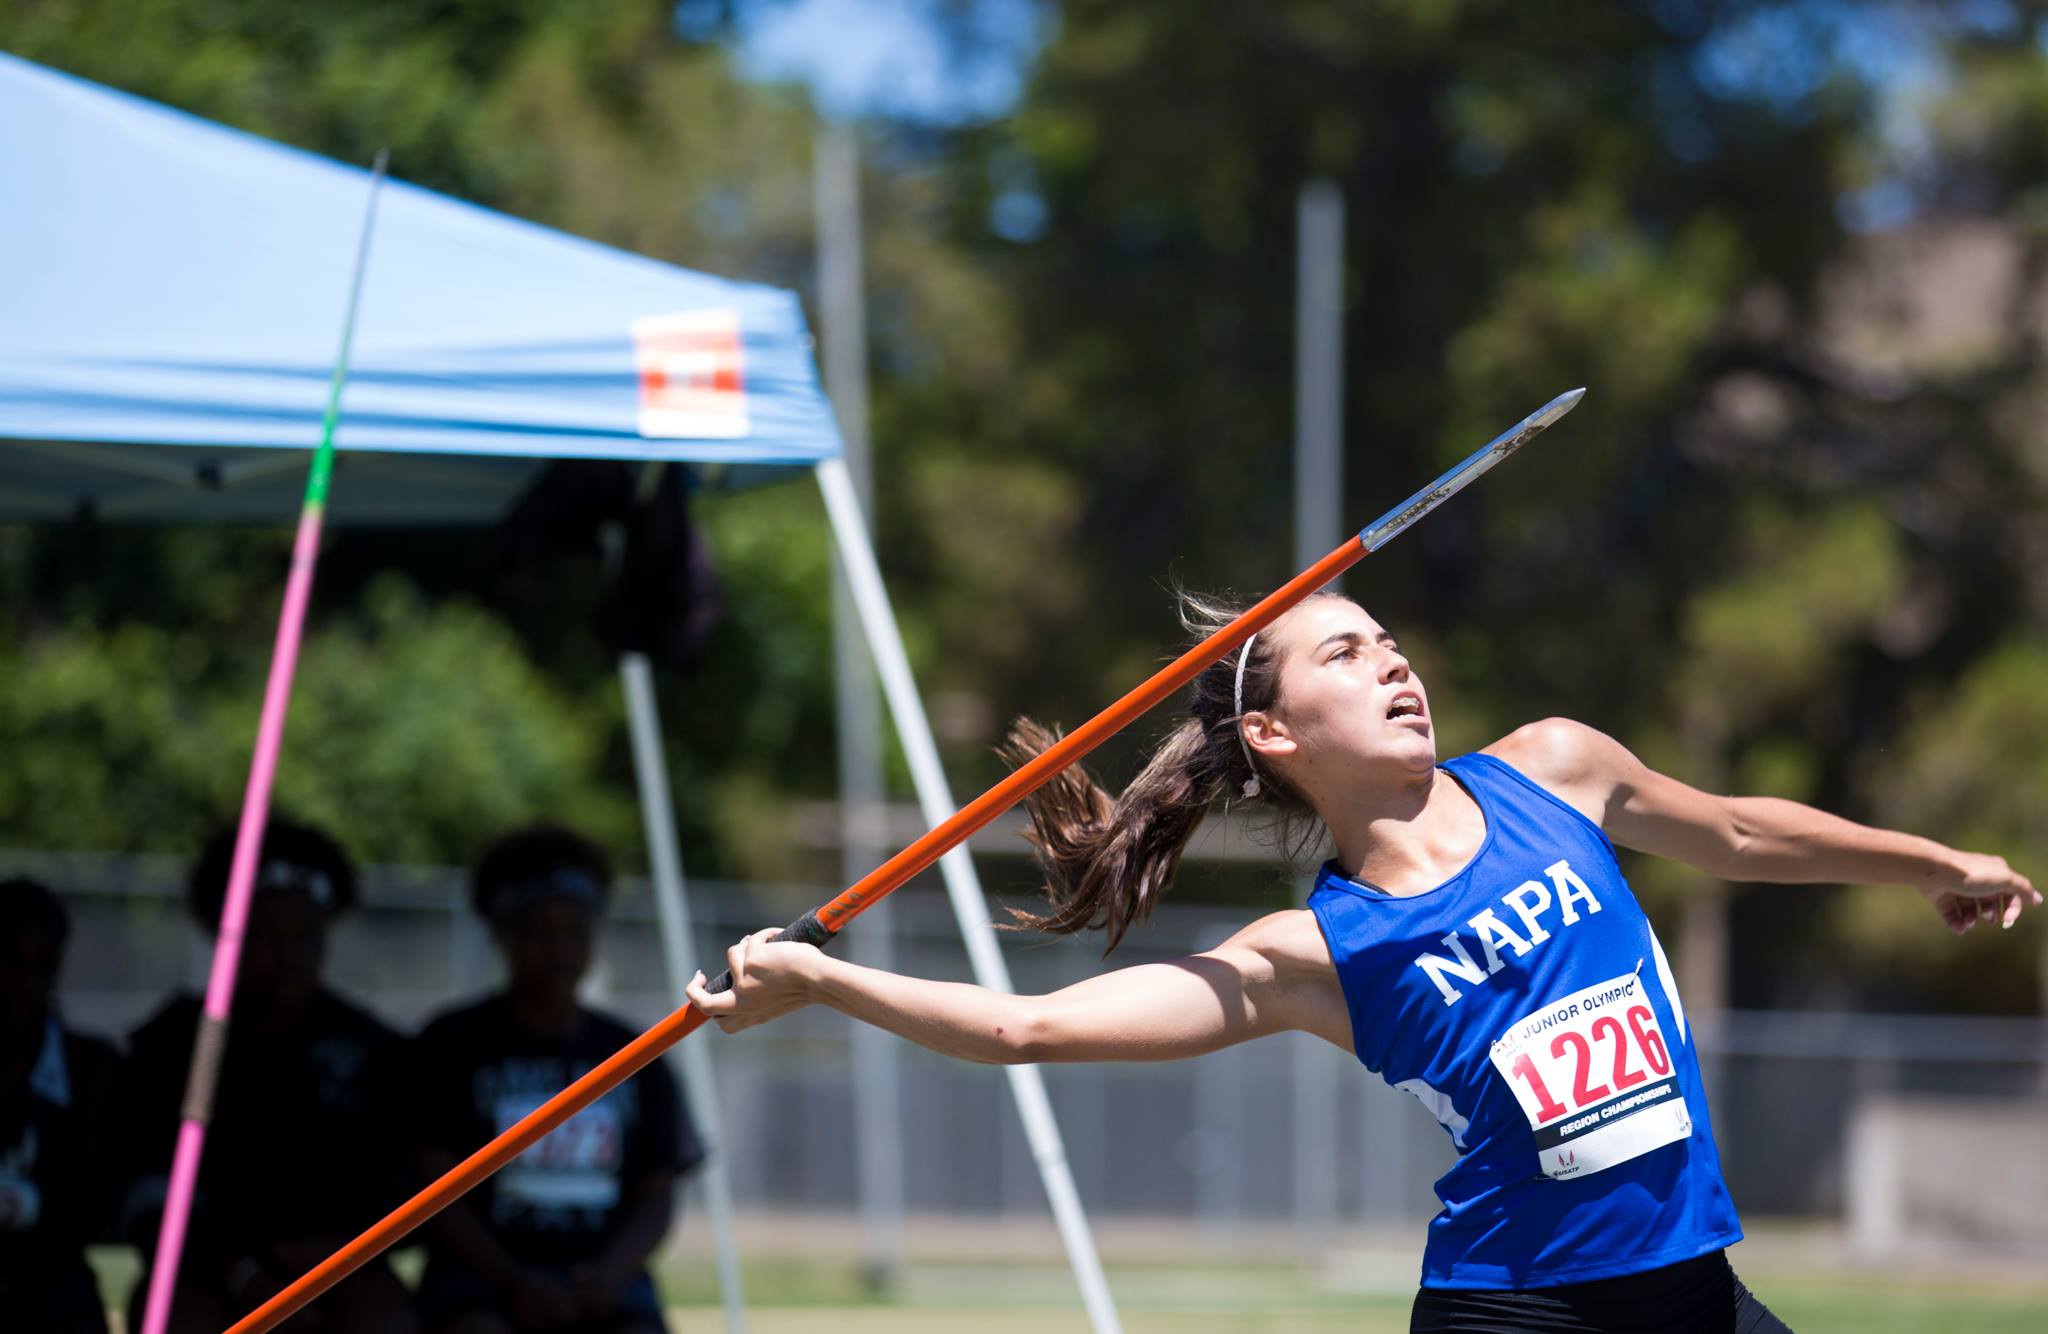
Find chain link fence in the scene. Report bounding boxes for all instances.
[21,852,2048,1248]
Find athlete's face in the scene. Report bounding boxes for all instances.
[1247,598,1436,803]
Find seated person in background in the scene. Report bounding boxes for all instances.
[0,878,119,1334]
[411,825,702,1334]
[117,821,419,1333]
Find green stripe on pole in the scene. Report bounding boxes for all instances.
[305,148,389,506]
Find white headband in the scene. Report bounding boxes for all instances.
[1232,633,1261,798]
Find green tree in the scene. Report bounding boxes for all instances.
[4,1,2044,1013]
[888,0,2047,1007]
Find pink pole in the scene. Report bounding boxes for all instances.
[139,151,387,1334]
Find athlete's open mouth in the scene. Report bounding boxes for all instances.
[1387,692,1425,721]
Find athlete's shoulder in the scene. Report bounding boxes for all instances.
[1216,909,1351,1050]
[1481,717,1632,825]
[1223,909,1345,1001]
[1226,907,1331,970]
[1484,715,1619,775]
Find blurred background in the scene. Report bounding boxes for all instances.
[4,1,2047,1330]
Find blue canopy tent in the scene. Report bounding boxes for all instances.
[0,51,835,521]
[0,50,1117,1333]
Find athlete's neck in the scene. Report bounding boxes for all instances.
[1327,767,1487,897]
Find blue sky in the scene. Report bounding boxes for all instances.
[713,0,1973,130]
[713,0,1046,124]
[703,0,2032,233]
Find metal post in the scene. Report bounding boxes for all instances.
[1679,879,1729,1164]
[1293,178,1345,1242]
[2039,932,2048,1097]
[1295,180,1346,588]
[815,457,1124,1334]
[814,119,906,1289]
[1361,1084,1397,1224]
[1194,921,1245,1244]
[620,653,748,1333]
[1192,1038,1233,1240]
[1291,1033,1339,1240]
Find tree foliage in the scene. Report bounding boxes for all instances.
[2,0,2043,1009]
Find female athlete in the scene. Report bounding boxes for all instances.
[688,590,2037,1333]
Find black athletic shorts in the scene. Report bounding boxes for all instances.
[1410,1249,1792,1333]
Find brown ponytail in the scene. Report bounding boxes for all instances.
[1000,588,1342,951]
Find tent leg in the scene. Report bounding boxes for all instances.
[620,653,748,1334]
[813,458,1123,1334]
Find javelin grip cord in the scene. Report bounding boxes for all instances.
[705,910,838,993]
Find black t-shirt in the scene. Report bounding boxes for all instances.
[0,1017,118,1287]
[411,996,702,1268]
[117,989,407,1274]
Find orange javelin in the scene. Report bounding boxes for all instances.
[226,387,1582,1334]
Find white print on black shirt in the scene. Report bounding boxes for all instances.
[1413,859,1604,1005]
[473,1060,638,1231]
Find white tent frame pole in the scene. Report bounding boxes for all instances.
[619,652,748,1334]
[814,456,1123,1334]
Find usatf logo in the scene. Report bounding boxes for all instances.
[633,309,747,439]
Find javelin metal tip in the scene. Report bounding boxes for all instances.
[1529,386,1586,429]
[1356,385,1586,551]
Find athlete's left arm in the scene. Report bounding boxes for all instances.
[1492,717,2040,933]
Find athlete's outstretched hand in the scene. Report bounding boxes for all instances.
[687,927,825,1032]
[1919,851,2039,934]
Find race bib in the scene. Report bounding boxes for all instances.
[1490,970,1691,1181]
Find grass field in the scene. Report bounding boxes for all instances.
[653,1252,2048,1333]
[95,1225,2048,1332]
[659,1297,2048,1334]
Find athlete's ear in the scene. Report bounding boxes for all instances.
[1243,710,1296,760]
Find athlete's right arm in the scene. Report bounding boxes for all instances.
[685,910,1354,1063]
[1499,716,2039,930]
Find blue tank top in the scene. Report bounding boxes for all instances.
[1308,751,1740,1289]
